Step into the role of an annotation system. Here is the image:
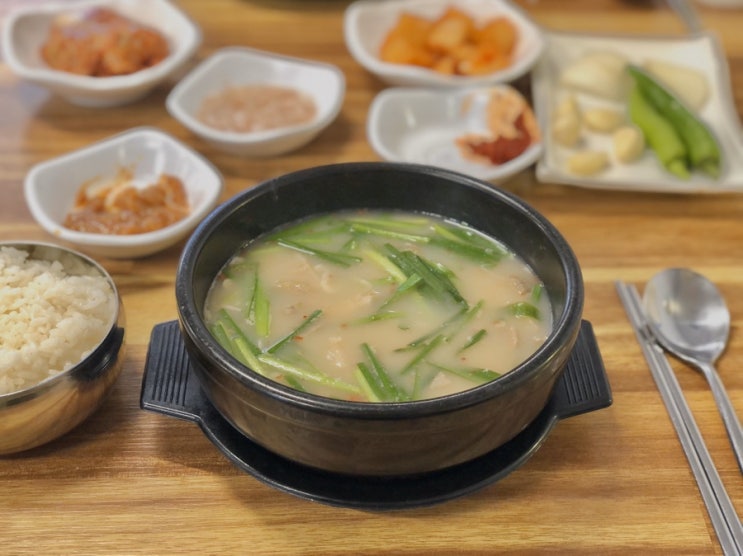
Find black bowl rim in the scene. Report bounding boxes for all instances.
[176,162,584,419]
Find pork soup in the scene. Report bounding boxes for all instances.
[203,210,551,402]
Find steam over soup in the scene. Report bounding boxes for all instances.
[204,211,551,402]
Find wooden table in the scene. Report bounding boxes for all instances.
[2,0,743,553]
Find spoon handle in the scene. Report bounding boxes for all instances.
[702,361,743,474]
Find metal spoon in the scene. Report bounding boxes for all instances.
[643,268,743,473]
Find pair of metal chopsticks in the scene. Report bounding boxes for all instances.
[616,281,743,555]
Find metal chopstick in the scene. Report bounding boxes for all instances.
[616,281,743,555]
[667,0,704,34]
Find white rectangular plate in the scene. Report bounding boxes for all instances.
[532,31,743,193]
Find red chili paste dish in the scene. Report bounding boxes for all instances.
[455,87,540,166]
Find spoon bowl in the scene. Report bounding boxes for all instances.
[643,267,730,366]
[643,267,743,472]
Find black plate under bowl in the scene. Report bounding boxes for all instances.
[140,320,611,511]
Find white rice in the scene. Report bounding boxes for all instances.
[0,246,117,396]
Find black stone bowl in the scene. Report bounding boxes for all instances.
[175,162,584,476]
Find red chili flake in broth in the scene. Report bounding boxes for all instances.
[464,113,532,165]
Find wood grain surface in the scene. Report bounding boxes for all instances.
[2,1,743,554]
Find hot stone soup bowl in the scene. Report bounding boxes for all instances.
[173,162,584,476]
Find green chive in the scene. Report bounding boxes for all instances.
[402,301,482,350]
[245,269,257,324]
[276,238,362,267]
[258,353,360,395]
[411,367,439,400]
[432,224,506,264]
[360,344,409,401]
[411,251,466,305]
[431,362,501,383]
[355,364,383,402]
[268,217,346,241]
[429,237,505,264]
[284,374,307,392]
[215,309,267,376]
[363,247,408,283]
[345,214,430,231]
[457,329,487,353]
[222,261,251,279]
[355,311,403,324]
[349,222,430,244]
[252,273,271,337]
[267,309,323,354]
[384,244,466,305]
[467,369,501,382]
[362,273,422,321]
[361,344,403,400]
[508,301,540,319]
[400,334,444,375]
[530,284,544,303]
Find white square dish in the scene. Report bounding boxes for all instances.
[166,47,345,157]
[344,0,545,88]
[1,0,201,107]
[532,30,743,193]
[24,127,224,259]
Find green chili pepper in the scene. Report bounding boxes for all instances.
[628,65,721,178]
[628,83,689,179]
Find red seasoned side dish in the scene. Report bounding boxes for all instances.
[464,112,533,164]
[380,8,519,76]
[40,8,169,77]
[456,87,540,166]
[63,169,190,235]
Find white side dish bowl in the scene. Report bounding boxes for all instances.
[166,47,346,157]
[344,0,545,87]
[1,0,201,107]
[367,86,542,182]
[24,127,224,259]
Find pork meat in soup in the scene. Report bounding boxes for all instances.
[204,211,551,402]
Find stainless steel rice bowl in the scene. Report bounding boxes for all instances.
[0,241,125,455]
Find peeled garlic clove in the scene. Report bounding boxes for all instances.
[560,51,630,100]
[552,114,582,147]
[613,125,645,163]
[566,150,609,176]
[555,95,581,119]
[551,96,582,147]
[644,59,709,110]
[583,107,624,133]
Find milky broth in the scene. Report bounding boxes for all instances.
[204,210,551,402]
